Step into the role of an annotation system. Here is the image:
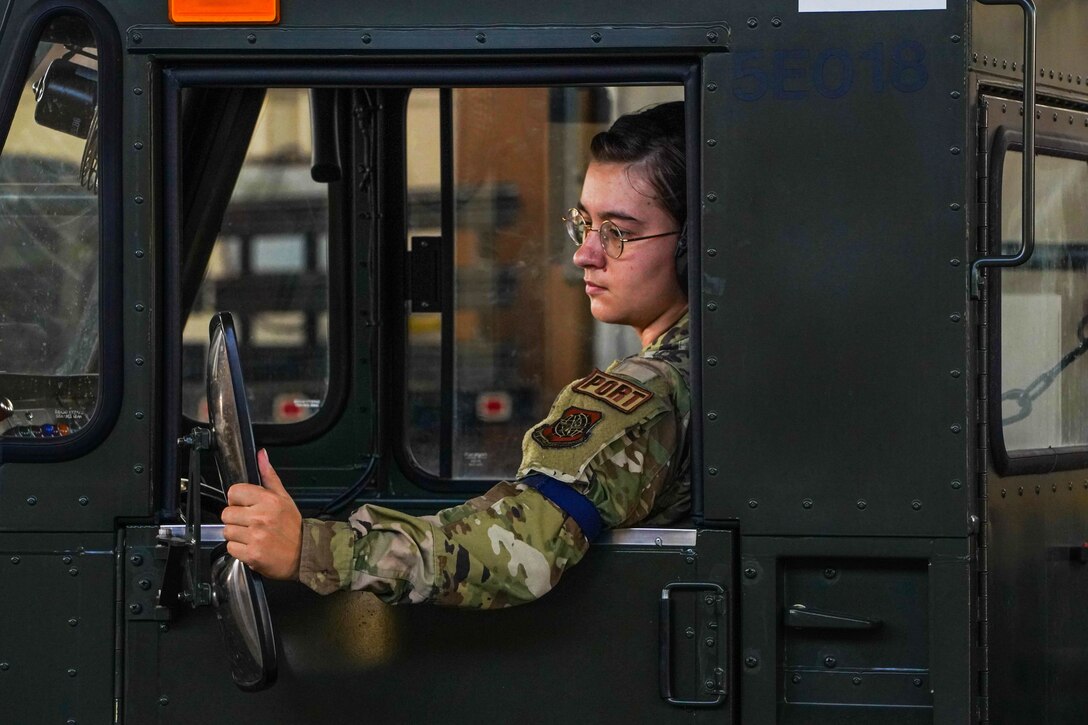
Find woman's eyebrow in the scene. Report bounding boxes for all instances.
[576,203,641,223]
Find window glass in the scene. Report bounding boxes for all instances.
[0,17,100,440]
[405,86,681,479]
[182,88,330,425]
[1000,150,1088,451]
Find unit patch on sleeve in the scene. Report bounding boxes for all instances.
[531,406,603,448]
[573,369,655,413]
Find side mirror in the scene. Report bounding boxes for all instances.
[206,312,278,691]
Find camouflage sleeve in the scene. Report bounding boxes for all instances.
[517,357,690,529]
[297,482,589,608]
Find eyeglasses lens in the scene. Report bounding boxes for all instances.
[598,221,624,258]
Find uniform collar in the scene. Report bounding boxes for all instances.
[641,310,689,357]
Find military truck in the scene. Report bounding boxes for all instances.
[2,0,1087,722]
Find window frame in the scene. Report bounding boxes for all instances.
[988,125,1088,476]
[374,63,700,494]
[0,0,123,463]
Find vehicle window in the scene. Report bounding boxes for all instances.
[182,88,330,426]
[404,85,681,480]
[999,149,1088,452]
[0,16,101,440]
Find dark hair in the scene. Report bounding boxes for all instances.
[589,101,686,226]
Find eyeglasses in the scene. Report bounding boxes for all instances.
[562,207,679,259]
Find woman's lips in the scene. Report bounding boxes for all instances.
[584,281,607,295]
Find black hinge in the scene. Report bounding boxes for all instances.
[409,236,443,312]
[974,97,991,725]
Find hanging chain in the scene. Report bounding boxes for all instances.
[1002,313,1088,424]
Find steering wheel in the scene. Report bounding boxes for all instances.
[206,311,278,691]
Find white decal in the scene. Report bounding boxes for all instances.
[800,0,945,11]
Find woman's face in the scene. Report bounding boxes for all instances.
[573,161,687,344]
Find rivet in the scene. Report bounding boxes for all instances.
[707,466,719,475]
[824,568,837,579]
[67,668,77,678]
[707,411,718,421]
[746,17,758,28]
[1053,113,1059,122]
[771,16,782,27]
[129,603,143,615]
[1052,483,1057,492]
[62,554,73,565]
[856,500,867,510]
[133,465,144,474]
[476,33,487,43]
[1002,60,1007,69]
[952,480,962,489]
[950,258,961,266]
[745,656,759,668]
[160,623,169,632]
[950,202,962,211]
[26,496,37,506]
[68,618,78,627]
[131,32,142,44]
[706,192,718,202]
[1001,489,1007,497]
[590,32,602,43]
[133,87,143,96]
[133,141,144,150]
[853,676,862,686]
[950,313,962,323]
[912,500,922,510]
[950,370,961,378]
[69,568,78,577]
[705,638,715,648]
[950,34,961,43]
[707,356,718,366]
[748,499,758,509]
[950,90,961,99]
[135,411,145,420]
[744,567,757,579]
[802,498,813,509]
[135,357,145,366]
[1035,485,1041,494]
[159,696,169,707]
[792,674,802,683]
[135,303,145,312]
[705,678,715,690]
[824,656,837,668]
[685,627,695,639]
[134,195,144,204]
[950,146,961,155]
[361,33,372,44]
[706,82,718,92]
[707,248,718,257]
[707,302,718,311]
[1069,482,1074,491]
[246,33,257,44]
[706,31,719,43]
[1018,486,1024,496]
[130,554,143,566]
[913,677,923,687]
[138,578,151,590]
[10,556,19,565]
[950,424,962,434]
[0,663,8,671]
[707,138,718,147]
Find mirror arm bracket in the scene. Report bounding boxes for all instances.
[174,427,215,608]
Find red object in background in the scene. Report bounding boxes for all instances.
[476,391,513,423]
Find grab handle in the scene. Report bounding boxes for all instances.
[971,0,1037,299]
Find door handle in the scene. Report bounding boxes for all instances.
[784,603,882,630]
[659,581,727,707]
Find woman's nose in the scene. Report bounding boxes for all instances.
[573,232,605,268]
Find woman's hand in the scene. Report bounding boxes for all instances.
[221,449,303,581]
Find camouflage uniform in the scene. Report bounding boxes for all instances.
[298,312,691,608]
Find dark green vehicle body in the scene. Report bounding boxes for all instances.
[1,0,1087,722]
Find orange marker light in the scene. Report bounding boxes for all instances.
[169,0,279,24]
